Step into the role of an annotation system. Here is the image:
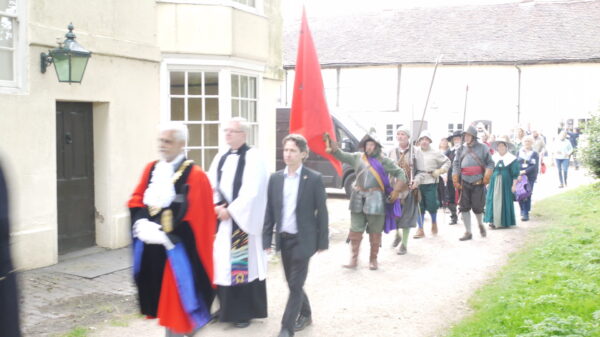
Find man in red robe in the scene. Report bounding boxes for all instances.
[128,122,216,336]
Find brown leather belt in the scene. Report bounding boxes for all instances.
[466,179,484,186]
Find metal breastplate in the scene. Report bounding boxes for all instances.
[355,160,382,189]
[350,158,385,215]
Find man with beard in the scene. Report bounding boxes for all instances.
[128,122,216,336]
[325,130,406,270]
[452,125,495,241]
[387,126,419,255]
[444,131,463,225]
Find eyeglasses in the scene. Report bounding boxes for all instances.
[224,128,244,134]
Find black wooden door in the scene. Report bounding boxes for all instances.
[56,102,95,254]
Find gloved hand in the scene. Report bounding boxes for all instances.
[133,219,174,250]
[452,174,461,190]
[432,169,442,179]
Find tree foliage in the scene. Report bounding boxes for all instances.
[580,112,600,179]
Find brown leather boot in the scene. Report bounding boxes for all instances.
[431,222,438,235]
[343,231,362,269]
[368,233,382,270]
[413,228,425,239]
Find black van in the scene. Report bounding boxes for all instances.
[275,108,363,197]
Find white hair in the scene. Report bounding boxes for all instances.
[228,117,250,134]
[159,121,188,142]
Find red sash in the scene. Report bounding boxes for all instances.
[461,166,483,176]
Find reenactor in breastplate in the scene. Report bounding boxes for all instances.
[325,130,406,270]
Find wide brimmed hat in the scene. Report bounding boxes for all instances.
[447,130,463,142]
[462,125,478,138]
[359,128,382,149]
[491,135,516,152]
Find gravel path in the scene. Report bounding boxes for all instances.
[30,166,593,337]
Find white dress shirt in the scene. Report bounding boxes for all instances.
[280,165,302,234]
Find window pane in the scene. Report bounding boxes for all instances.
[187,149,202,167]
[241,100,248,119]
[0,0,17,14]
[248,77,256,98]
[247,0,255,7]
[248,101,256,123]
[188,72,202,95]
[205,148,218,169]
[0,49,12,81]
[248,125,258,146]
[240,75,249,98]
[170,98,184,121]
[231,75,239,97]
[206,98,219,121]
[232,99,240,117]
[0,16,13,48]
[189,98,202,121]
[170,72,185,95]
[204,124,219,147]
[188,124,203,146]
[205,72,218,95]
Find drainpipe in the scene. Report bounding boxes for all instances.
[515,64,522,125]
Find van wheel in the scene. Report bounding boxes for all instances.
[343,173,356,198]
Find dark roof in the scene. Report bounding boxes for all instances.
[283,1,600,68]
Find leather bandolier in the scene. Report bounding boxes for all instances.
[394,147,420,204]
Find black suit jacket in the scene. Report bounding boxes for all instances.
[263,166,329,259]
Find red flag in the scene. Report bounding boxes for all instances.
[290,9,342,176]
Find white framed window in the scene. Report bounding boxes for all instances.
[386,123,403,142]
[233,0,254,7]
[155,0,263,15]
[169,71,221,169]
[448,123,463,134]
[163,59,263,169]
[0,0,17,86]
[231,74,258,146]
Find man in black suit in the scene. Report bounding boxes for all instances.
[263,134,329,337]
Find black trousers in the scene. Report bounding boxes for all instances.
[458,181,486,214]
[280,235,311,333]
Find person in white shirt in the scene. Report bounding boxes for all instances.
[263,134,329,337]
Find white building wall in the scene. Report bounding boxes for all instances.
[284,62,600,145]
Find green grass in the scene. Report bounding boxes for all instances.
[447,182,600,337]
[60,327,88,337]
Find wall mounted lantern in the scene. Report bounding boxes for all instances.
[40,23,92,83]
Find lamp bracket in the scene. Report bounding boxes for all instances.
[40,52,53,74]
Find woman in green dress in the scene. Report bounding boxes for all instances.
[484,135,520,229]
